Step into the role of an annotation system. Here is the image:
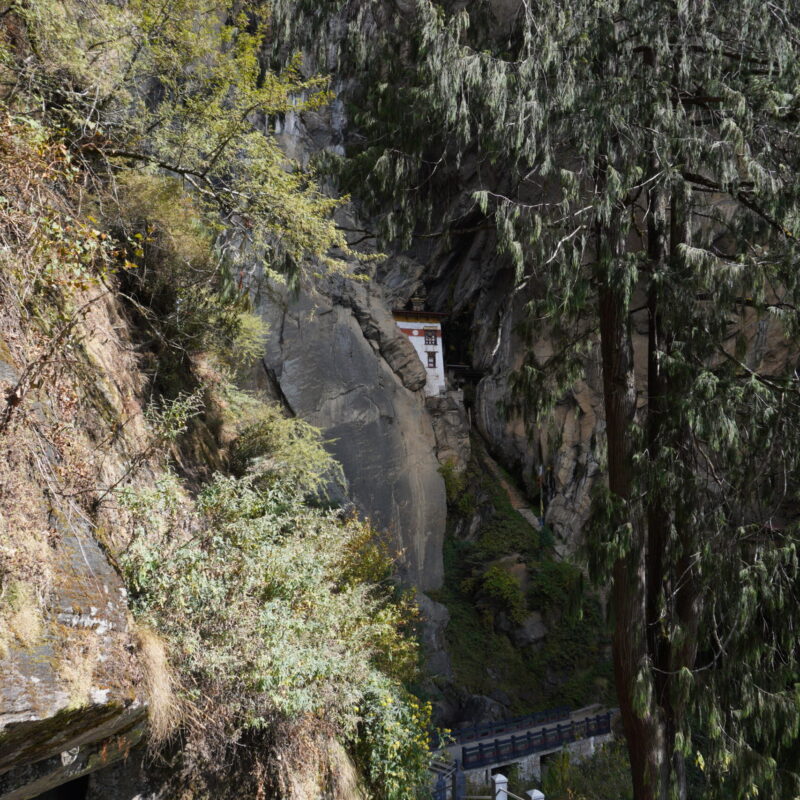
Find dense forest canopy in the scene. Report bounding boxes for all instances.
[271,1,800,798]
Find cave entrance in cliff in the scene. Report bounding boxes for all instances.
[442,300,484,414]
[34,775,89,800]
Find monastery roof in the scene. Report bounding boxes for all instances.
[391,308,448,319]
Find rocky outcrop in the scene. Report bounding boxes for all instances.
[416,593,452,681]
[257,272,447,590]
[0,297,149,800]
[264,90,453,591]
[0,512,143,799]
[426,391,471,472]
[513,612,548,649]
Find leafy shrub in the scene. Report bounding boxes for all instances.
[2,0,371,400]
[5,0,355,280]
[528,560,584,617]
[112,173,269,389]
[439,460,466,505]
[541,741,633,800]
[119,403,431,799]
[439,460,477,517]
[475,564,527,626]
[229,402,344,499]
[354,686,433,800]
[472,462,539,561]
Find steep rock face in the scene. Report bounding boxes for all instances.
[258,273,446,590]
[0,295,150,800]
[408,222,604,554]
[0,512,143,794]
[426,391,471,473]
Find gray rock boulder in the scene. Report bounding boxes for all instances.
[416,593,453,680]
[426,391,471,472]
[513,612,549,649]
[258,275,446,591]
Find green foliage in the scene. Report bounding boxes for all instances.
[528,561,584,618]
[143,390,205,445]
[438,460,465,505]
[273,0,800,795]
[436,532,612,713]
[354,686,433,800]
[432,444,612,711]
[230,400,344,499]
[542,742,633,800]
[476,564,526,626]
[475,505,537,562]
[0,113,117,306]
[439,459,475,517]
[112,172,269,391]
[468,455,539,562]
[4,0,357,282]
[119,400,431,799]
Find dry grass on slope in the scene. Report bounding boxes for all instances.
[0,113,164,714]
[135,625,180,744]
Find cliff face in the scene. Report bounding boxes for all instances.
[259,108,601,586]
[258,270,448,590]
[419,227,605,554]
[0,293,151,800]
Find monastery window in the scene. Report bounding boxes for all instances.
[427,351,436,368]
[424,329,437,346]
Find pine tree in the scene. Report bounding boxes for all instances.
[273,1,800,797]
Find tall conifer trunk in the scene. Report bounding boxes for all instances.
[601,285,654,800]
[666,185,700,800]
[645,179,672,800]
[596,203,662,799]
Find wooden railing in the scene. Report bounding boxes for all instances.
[460,712,613,770]
[450,706,571,744]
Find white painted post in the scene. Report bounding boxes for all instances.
[525,791,545,800]
[492,773,508,800]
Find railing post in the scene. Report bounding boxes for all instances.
[492,772,508,800]
[454,764,466,800]
[435,773,446,800]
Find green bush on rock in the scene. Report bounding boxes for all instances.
[119,405,432,800]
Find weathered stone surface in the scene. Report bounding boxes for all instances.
[0,705,145,800]
[84,745,165,800]
[513,612,548,648]
[0,513,139,771]
[0,307,148,799]
[341,278,427,392]
[258,275,446,590]
[460,695,508,725]
[0,512,143,800]
[415,216,605,553]
[426,391,471,472]
[416,592,452,680]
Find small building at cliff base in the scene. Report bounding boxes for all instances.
[393,306,447,396]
